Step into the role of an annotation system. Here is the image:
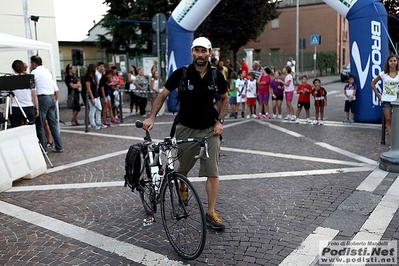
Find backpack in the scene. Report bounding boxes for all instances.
[124,143,147,191]
[169,65,218,137]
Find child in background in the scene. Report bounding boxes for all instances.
[312,78,327,125]
[281,66,295,121]
[257,67,272,119]
[229,71,238,118]
[246,72,257,118]
[271,70,284,119]
[236,70,247,118]
[343,74,357,123]
[295,75,312,124]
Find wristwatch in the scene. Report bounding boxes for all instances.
[216,118,224,124]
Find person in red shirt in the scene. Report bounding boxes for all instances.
[295,75,313,124]
[236,57,249,79]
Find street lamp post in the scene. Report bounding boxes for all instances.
[295,0,299,80]
[30,15,39,55]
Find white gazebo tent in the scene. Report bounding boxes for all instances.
[0,33,56,192]
[0,32,56,80]
[0,32,60,131]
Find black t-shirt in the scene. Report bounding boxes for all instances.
[165,62,228,129]
[84,75,99,98]
[99,75,111,97]
[65,74,78,95]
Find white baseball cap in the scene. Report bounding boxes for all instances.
[191,37,212,50]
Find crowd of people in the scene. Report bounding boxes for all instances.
[215,57,330,125]
[64,62,163,130]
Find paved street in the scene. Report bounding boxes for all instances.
[0,76,398,266]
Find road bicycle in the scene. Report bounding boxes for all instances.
[125,120,207,260]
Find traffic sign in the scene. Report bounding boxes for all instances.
[310,34,321,46]
[152,13,166,32]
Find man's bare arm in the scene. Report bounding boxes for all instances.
[149,88,171,119]
[218,92,229,118]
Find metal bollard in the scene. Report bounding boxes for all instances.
[381,113,386,145]
[380,99,399,172]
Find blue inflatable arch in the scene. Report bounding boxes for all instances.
[167,0,388,122]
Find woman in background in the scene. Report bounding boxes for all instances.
[64,64,81,125]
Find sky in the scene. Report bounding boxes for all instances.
[54,0,109,41]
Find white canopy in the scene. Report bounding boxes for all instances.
[0,33,56,81]
[0,32,59,131]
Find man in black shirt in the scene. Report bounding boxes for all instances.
[144,37,228,231]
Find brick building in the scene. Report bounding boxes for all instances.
[240,0,350,73]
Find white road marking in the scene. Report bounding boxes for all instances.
[248,121,378,167]
[257,118,381,129]
[60,129,150,141]
[332,176,399,266]
[279,227,339,266]
[46,150,128,174]
[328,90,341,95]
[8,166,375,192]
[6,181,124,192]
[356,167,388,192]
[315,142,378,165]
[221,147,367,166]
[0,201,186,266]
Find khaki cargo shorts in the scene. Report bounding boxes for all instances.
[175,124,220,177]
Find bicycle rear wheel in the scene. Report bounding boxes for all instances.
[138,151,156,215]
[160,172,206,260]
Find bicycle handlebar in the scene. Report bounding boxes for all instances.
[135,120,209,160]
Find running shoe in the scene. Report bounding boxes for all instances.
[306,118,312,123]
[246,115,250,119]
[291,115,296,121]
[349,118,355,123]
[251,114,257,118]
[313,120,318,125]
[319,120,324,125]
[257,113,262,119]
[272,114,277,119]
[343,118,350,123]
[206,212,225,231]
[277,115,282,119]
[295,118,300,124]
[284,115,291,120]
[266,113,271,119]
[103,121,110,127]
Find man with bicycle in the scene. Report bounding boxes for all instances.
[143,37,229,231]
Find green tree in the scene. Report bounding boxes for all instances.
[382,0,399,52]
[97,0,179,55]
[316,51,337,76]
[196,0,280,63]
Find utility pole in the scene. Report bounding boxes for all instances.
[22,0,33,59]
[295,0,299,80]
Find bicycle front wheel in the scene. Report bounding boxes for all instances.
[160,172,206,260]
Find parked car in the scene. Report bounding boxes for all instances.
[340,63,351,82]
